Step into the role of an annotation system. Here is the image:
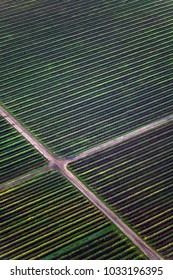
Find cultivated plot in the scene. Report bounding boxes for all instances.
[0,171,148,260]
[69,123,173,259]
[0,116,47,186]
[1,0,173,157]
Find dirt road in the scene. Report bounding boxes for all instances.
[0,166,50,190]
[61,165,163,260]
[67,114,173,163]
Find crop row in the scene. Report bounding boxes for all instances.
[69,123,173,259]
[0,171,147,260]
[1,0,173,157]
[0,116,46,185]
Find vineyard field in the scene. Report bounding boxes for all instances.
[69,123,173,259]
[0,171,148,260]
[1,0,173,157]
[1,0,172,261]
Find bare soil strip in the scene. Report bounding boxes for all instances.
[0,105,165,259]
[67,114,173,163]
[61,165,163,260]
[0,166,50,190]
[0,106,55,162]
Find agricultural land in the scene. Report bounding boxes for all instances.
[0,0,173,260]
